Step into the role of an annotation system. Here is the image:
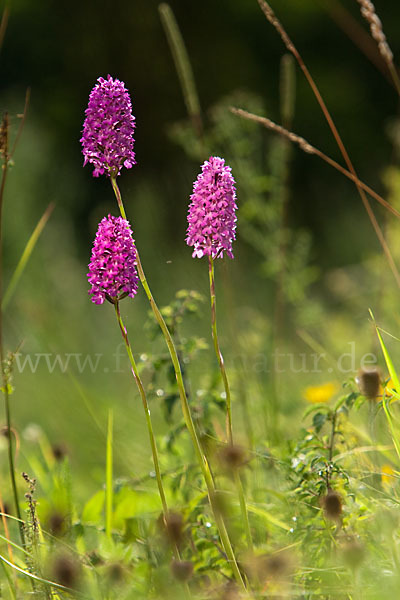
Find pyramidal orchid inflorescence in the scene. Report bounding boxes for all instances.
[186,156,237,259]
[80,75,136,178]
[88,215,139,305]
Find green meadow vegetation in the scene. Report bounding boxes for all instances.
[2,1,400,598]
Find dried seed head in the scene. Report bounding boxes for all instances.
[107,562,126,583]
[245,550,293,584]
[52,554,80,588]
[341,538,365,570]
[218,444,247,471]
[356,0,393,64]
[52,443,68,462]
[356,367,381,399]
[321,489,342,521]
[218,582,240,600]
[265,554,289,577]
[164,511,184,547]
[170,559,193,582]
[1,502,10,516]
[22,472,36,494]
[48,511,67,537]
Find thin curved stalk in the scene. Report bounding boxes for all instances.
[114,301,170,520]
[159,3,203,140]
[230,107,400,220]
[208,257,232,444]
[0,7,9,57]
[114,300,191,581]
[257,0,400,288]
[105,410,113,538]
[110,177,246,590]
[208,257,253,554]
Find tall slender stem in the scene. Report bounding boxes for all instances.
[208,257,232,444]
[0,113,25,547]
[208,256,253,554]
[114,300,187,570]
[110,177,127,220]
[110,177,246,590]
[114,301,169,520]
[105,409,113,538]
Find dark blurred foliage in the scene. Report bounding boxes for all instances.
[1,0,400,267]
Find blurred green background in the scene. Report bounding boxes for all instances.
[1,0,400,498]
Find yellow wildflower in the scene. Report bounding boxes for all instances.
[381,464,396,488]
[303,382,338,404]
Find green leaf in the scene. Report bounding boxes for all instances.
[82,490,105,524]
[303,404,331,419]
[113,488,161,529]
[312,412,327,433]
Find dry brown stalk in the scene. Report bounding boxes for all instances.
[356,0,393,63]
[355,0,400,95]
[256,0,400,288]
[0,7,9,56]
[230,107,400,220]
[323,0,389,80]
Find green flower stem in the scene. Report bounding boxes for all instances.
[105,409,113,538]
[110,176,127,220]
[114,303,169,517]
[111,178,246,590]
[114,300,193,590]
[208,256,253,554]
[208,257,232,444]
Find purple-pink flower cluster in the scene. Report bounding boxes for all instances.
[88,215,139,304]
[186,156,237,259]
[80,75,136,178]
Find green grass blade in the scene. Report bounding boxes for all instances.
[1,560,17,600]
[0,533,29,556]
[158,3,202,136]
[68,373,105,435]
[369,309,400,393]
[0,512,24,525]
[370,310,400,461]
[106,409,113,538]
[2,202,54,310]
[382,398,400,461]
